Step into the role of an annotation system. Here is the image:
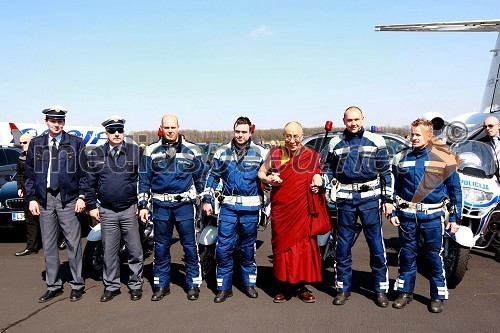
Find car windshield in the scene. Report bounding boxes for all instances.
[451,140,496,178]
[303,132,410,158]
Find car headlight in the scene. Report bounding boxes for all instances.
[462,187,494,204]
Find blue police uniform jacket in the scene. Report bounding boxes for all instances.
[138,137,204,219]
[202,140,267,212]
[85,142,140,211]
[392,145,462,222]
[24,131,87,206]
[324,127,393,206]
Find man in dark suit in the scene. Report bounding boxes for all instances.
[24,105,87,302]
[85,115,144,302]
[481,116,500,263]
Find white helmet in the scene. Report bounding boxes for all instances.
[87,223,102,242]
[446,225,474,248]
[199,225,218,246]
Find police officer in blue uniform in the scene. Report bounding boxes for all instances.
[138,114,204,301]
[85,115,144,302]
[390,119,462,313]
[25,105,87,303]
[321,106,393,307]
[202,116,267,303]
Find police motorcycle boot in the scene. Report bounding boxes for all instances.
[375,292,389,308]
[130,289,142,301]
[244,286,259,299]
[333,291,351,305]
[187,287,200,301]
[151,287,170,301]
[392,293,413,309]
[100,289,121,302]
[297,285,316,303]
[429,299,444,313]
[38,288,63,303]
[70,289,84,302]
[214,289,233,303]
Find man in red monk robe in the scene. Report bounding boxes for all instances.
[258,121,330,303]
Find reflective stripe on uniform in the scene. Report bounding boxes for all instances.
[223,195,261,206]
[337,189,379,199]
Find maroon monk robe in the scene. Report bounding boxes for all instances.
[270,145,329,284]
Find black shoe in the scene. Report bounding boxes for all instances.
[70,289,84,302]
[100,289,121,302]
[244,286,259,299]
[214,289,233,303]
[38,289,63,303]
[187,287,200,301]
[393,293,413,309]
[15,248,36,256]
[151,287,170,301]
[333,292,351,305]
[130,289,142,301]
[58,240,67,250]
[375,292,389,307]
[429,299,444,313]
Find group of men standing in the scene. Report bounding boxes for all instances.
[20,103,478,313]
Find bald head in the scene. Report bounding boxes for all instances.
[162,114,179,126]
[284,121,303,135]
[483,116,500,138]
[283,121,303,153]
[343,106,364,134]
[19,133,33,151]
[161,114,180,143]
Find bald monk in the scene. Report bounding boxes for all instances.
[258,121,329,303]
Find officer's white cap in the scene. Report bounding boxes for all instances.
[42,105,68,120]
[102,115,126,129]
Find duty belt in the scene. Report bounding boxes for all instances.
[152,186,197,203]
[338,178,380,192]
[396,196,444,214]
[222,195,261,206]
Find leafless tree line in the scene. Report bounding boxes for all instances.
[131,125,411,146]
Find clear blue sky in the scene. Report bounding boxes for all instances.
[1,0,499,131]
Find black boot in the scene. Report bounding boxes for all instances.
[214,289,233,303]
[429,299,444,313]
[392,293,413,309]
[333,291,351,305]
[151,287,170,301]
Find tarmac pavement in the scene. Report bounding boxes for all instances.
[1,220,499,333]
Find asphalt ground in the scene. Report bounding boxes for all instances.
[1,219,499,333]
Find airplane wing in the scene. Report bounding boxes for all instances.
[375,20,500,32]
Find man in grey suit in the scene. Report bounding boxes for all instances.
[25,105,87,302]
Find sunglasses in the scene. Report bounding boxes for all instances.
[483,124,498,129]
[106,128,124,134]
[20,141,29,145]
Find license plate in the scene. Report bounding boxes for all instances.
[12,213,25,221]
